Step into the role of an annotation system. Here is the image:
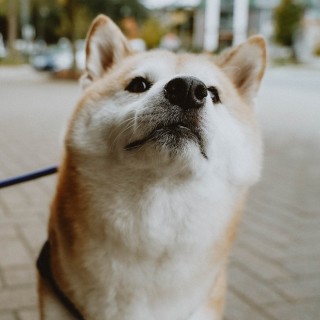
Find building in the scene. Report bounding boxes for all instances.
[143,0,320,62]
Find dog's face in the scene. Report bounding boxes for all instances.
[67,15,266,186]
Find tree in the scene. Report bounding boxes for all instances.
[56,0,148,39]
[81,0,148,24]
[56,0,148,73]
[141,18,165,49]
[274,0,304,48]
[7,0,18,56]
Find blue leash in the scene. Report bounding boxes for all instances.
[0,166,58,189]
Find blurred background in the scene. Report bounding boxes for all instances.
[0,1,320,320]
[0,0,320,73]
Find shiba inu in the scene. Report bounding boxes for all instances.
[37,14,266,320]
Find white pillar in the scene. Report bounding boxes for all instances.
[204,0,221,52]
[233,0,249,46]
[20,0,31,26]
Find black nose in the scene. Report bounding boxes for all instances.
[164,76,207,110]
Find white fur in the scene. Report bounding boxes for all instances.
[55,54,261,320]
[40,22,265,319]
[59,171,237,320]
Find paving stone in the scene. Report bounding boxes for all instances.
[227,263,287,305]
[230,246,290,281]
[0,226,17,240]
[0,188,31,211]
[19,183,53,207]
[241,214,293,248]
[233,230,287,263]
[224,290,272,320]
[266,301,320,320]
[0,240,32,268]
[283,241,320,259]
[18,222,47,254]
[273,276,320,301]
[283,256,320,277]
[0,287,37,311]
[0,210,9,223]
[0,312,17,320]
[17,308,39,320]
[2,266,37,287]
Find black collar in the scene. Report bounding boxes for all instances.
[37,241,85,320]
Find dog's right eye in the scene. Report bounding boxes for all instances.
[125,77,151,93]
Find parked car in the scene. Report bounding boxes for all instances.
[30,39,85,71]
[0,33,7,59]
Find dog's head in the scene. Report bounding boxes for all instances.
[67,15,266,186]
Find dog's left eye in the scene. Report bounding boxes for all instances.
[208,86,221,104]
[126,77,151,93]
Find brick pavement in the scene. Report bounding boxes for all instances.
[0,65,319,320]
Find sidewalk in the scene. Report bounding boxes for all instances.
[0,66,319,320]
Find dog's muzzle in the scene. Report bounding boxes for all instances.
[124,76,208,158]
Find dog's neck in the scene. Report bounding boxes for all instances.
[53,152,241,256]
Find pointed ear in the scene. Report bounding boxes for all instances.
[217,36,267,102]
[80,15,132,89]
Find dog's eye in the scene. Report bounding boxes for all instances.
[208,86,221,104]
[126,77,151,93]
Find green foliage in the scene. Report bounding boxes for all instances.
[77,0,148,23]
[314,44,320,56]
[0,0,7,15]
[0,0,149,42]
[140,18,165,49]
[31,0,148,42]
[0,53,26,65]
[54,0,148,71]
[55,2,91,40]
[273,0,304,47]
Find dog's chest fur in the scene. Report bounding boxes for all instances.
[59,167,240,320]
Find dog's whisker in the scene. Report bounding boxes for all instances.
[108,117,135,140]
[110,124,134,149]
[126,120,146,146]
[109,117,144,150]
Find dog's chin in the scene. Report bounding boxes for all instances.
[124,124,208,159]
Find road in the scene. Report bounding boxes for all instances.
[0,65,319,320]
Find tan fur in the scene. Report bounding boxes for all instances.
[205,192,248,318]
[38,15,266,320]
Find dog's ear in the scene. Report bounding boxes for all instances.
[80,14,132,89]
[217,36,266,102]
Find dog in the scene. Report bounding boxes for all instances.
[37,14,266,320]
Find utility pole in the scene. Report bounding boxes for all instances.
[20,0,34,55]
[203,0,221,52]
[7,0,18,56]
[65,0,77,72]
[233,0,249,46]
[20,0,30,26]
